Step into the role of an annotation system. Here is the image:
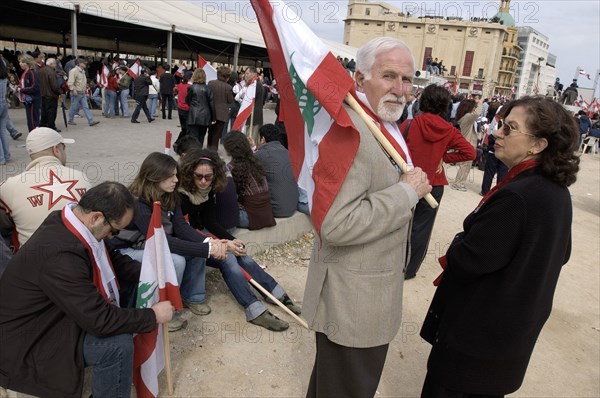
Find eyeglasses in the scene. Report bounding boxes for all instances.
[193,172,214,182]
[101,212,120,236]
[500,122,536,138]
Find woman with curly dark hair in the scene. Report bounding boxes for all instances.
[223,130,276,230]
[178,148,300,331]
[420,96,580,397]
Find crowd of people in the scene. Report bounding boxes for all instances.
[0,36,585,398]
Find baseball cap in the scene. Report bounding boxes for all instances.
[26,127,75,155]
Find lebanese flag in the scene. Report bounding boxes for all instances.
[133,201,183,398]
[128,59,141,78]
[250,0,359,236]
[174,63,187,78]
[198,54,217,82]
[511,85,517,95]
[232,79,257,133]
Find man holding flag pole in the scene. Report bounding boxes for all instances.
[250,1,431,396]
[0,182,174,398]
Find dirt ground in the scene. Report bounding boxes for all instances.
[1,107,598,397]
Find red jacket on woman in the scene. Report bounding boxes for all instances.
[400,113,476,186]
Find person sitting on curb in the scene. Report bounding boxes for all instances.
[255,124,299,218]
[179,147,300,331]
[0,181,174,398]
[110,152,227,332]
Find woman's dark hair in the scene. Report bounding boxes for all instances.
[223,130,266,189]
[455,99,477,122]
[78,181,134,223]
[129,152,180,210]
[179,148,227,193]
[173,135,201,156]
[419,84,452,117]
[502,96,580,187]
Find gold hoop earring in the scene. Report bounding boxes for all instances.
[527,150,533,155]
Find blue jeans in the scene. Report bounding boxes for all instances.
[104,90,117,116]
[238,209,249,228]
[0,102,10,163]
[83,332,134,398]
[148,94,158,117]
[207,254,284,321]
[119,248,207,304]
[119,89,130,117]
[68,93,94,124]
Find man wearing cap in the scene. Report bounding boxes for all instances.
[67,58,100,127]
[0,127,91,250]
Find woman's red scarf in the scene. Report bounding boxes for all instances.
[432,159,540,286]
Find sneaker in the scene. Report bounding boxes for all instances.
[250,311,289,331]
[183,301,211,316]
[12,132,22,140]
[168,316,188,332]
[458,184,467,192]
[89,121,100,127]
[68,121,76,126]
[281,294,301,315]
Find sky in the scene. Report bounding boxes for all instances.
[208,0,599,90]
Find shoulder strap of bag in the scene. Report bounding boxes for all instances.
[403,119,413,140]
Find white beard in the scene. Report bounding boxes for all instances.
[376,93,406,122]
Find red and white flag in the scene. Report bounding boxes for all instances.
[579,68,591,80]
[133,201,183,398]
[197,54,217,82]
[250,0,359,236]
[128,59,141,78]
[232,78,257,133]
[174,63,187,78]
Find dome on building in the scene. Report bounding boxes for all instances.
[495,11,515,26]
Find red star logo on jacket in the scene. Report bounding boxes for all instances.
[31,170,79,210]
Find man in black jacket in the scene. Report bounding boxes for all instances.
[131,68,154,124]
[0,182,174,398]
[158,64,177,119]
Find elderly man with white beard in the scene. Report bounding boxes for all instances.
[303,37,431,398]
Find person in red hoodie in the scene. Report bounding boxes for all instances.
[400,84,476,279]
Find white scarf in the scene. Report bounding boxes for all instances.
[355,91,414,167]
[62,203,120,306]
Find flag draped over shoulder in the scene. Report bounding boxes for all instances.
[133,202,182,398]
[198,55,217,82]
[232,78,257,132]
[250,0,359,236]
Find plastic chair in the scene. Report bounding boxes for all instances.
[580,136,599,155]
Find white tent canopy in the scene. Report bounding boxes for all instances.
[14,0,357,62]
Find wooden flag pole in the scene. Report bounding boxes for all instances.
[344,93,438,209]
[247,278,309,329]
[163,324,174,395]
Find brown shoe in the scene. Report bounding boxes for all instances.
[183,301,211,316]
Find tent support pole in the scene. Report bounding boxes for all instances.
[71,5,78,56]
[167,25,174,69]
[233,39,241,71]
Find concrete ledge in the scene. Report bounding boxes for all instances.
[231,212,313,256]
